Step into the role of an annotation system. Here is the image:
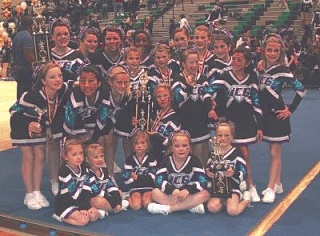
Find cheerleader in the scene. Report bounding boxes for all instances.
[50,18,86,86]
[90,26,124,77]
[148,83,181,163]
[123,130,157,210]
[10,63,68,209]
[114,47,150,158]
[259,35,306,203]
[193,25,216,77]
[172,48,210,166]
[77,26,99,60]
[205,47,263,202]
[132,29,154,67]
[206,120,251,216]
[147,131,209,215]
[147,43,175,88]
[53,137,99,226]
[63,64,109,140]
[85,141,128,216]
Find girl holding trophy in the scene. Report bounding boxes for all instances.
[10,63,68,209]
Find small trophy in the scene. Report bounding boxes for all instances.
[31,107,47,138]
[32,1,52,65]
[208,137,233,198]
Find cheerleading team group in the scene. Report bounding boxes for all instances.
[9,17,306,226]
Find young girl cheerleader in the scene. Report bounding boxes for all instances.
[50,18,85,85]
[148,83,181,163]
[85,141,128,217]
[172,48,210,166]
[53,137,100,226]
[206,47,263,202]
[10,62,67,209]
[193,25,215,77]
[101,65,130,176]
[90,26,124,77]
[122,130,157,210]
[132,29,154,67]
[147,43,174,88]
[206,33,234,129]
[114,47,150,158]
[63,64,108,140]
[206,120,251,216]
[77,26,99,60]
[147,131,209,215]
[259,35,306,203]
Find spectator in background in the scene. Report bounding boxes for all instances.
[179,14,192,33]
[11,15,34,99]
[169,19,178,39]
[299,0,313,26]
[114,0,124,18]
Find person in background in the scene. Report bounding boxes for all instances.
[11,15,35,99]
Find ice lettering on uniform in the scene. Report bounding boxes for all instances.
[78,106,99,119]
[133,166,148,175]
[259,74,274,90]
[229,85,251,103]
[168,173,191,188]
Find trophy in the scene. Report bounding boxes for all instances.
[208,137,233,198]
[134,71,153,131]
[32,1,52,65]
[31,107,47,138]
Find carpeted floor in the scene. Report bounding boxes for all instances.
[0,89,319,236]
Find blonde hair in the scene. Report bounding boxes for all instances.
[262,37,286,66]
[63,137,83,156]
[131,130,150,151]
[84,143,104,161]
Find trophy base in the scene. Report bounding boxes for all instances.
[210,178,232,198]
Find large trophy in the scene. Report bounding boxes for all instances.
[32,1,52,65]
[134,71,153,131]
[208,137,233,198]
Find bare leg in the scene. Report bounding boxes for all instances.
[226,193,250,216]
[123,137,133,159]
[267,143,282,189]
[239,146,254,186]
[20,146,35,193]
[191,141,209,167]
[207,197,224,214]
[46,139,61,182]
[152,188,210,212]
[104,129,119,175]
[33,145,45,191]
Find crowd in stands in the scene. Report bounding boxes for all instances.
[2,0,315,227]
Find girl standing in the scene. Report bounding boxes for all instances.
[147,131,209,215]
[259,36,306,203]
[123,130,157,210]
[10,63,68,209]
[206,47,263,202]
[77,26,99,60]
[172,48,210,166]
[50,18,85,86]
[90,26,124,77]
[148,83,181,163]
